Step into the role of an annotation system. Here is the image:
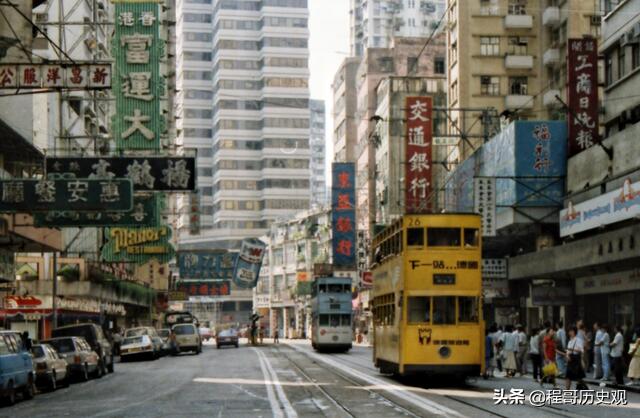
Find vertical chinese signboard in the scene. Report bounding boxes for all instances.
[567,38,598,157]
[332,163,356,268]
[113,1,164,151]
[473,177,496,237]
[405,96,433,213]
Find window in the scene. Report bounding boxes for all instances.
[432,296,456,325]
[605,54,613,86]
[633,44,640,70]
[508,0,527,15]
[184,51,212,61]
[185,90,213,100]
[407,227,424,246]
[185,109,213,119]
[427,228,460,246]
[458,297,479,323]
[480,36,500,56]
[407,56,418,72]
[341,314,352,326]
[464,228,479,247]
[509,76,528,95]
[480,76,499,95]
[183,71,212,80]
[451,41,458,63]
[408,297,430,324]
[619,238,624,252]
[630,235,636,250]
[319,314,329,326]
[184,13,211,23]
[480,0,498,15]
[618,46,626,79]
[185,32,212,42]
[434,57,445,74]
[508,37,528,55]
[262,37,308,48]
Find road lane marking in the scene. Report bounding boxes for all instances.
[255,348,284,418]
[286,343,463,417]
[193,377,329,386]
[254,348,299,418]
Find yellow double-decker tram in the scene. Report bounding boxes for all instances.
[371,213,484,378]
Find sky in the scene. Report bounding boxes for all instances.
[308,0,350,172]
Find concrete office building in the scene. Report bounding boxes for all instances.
[332,57,360,163]
[309,99,327,207]
[350,0,446,56]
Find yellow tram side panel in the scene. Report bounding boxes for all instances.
[372,256,403,367]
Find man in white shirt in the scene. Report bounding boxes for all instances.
[556,321,567,377]
[593,322,604,379]
[516,325,528,376]
[610,325,625,385]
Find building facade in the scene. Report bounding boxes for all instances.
[309,99,327,207]
[349,0,446,56]
[332,57,361,163]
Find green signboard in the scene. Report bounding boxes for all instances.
[112,1,165,151]
[101,225,175,265]
[34,194,162,227]
[0,179,133,212]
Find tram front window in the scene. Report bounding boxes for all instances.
[328,284,342,293]
[319,314,329,326]
[432,296,456,324]
[458,297,479,322]
[464,228,479,247]
[407,227,424,246]
[427,228,460,247]
[407,296,430,324]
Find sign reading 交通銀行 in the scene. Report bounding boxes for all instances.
[112,1,165,151]
[332,163,356,268]
[405,96,433,213]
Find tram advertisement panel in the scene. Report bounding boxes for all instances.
[332,163,356,268]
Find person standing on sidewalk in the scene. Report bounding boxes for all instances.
[628,334,640,386]
[516,325,528,376]
[555,321,567,378]
[565,326,586,390]
[529,328,543,382]
[610,325,625,385]
[593,322,604,379]
[577,320,590,373]
[600,324,612,381]
[484,327,494,379]
[501,325,518,377]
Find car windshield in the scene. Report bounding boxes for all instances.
[157,329,170,338]
[123,336,144,345]
[125,328,149,337]
[47,338,75,353]
[173,325,195,335]
[53,326,93,342]
[31,346,45,357]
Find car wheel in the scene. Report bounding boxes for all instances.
[23,375,35,400]
[94,361,103,378]
[4,380,15,406]
[107,356,115,373]
[50,371,57,391]
[61,369,70,387]
[81,364,90,382]
[235,343,239,348]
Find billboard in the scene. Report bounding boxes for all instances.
[176,281,231,297]
[404,96,433,213]
[560,178,640,237]
[177,251,236,280]
[101,226,175,265]
[232,238,266,288]
[567,38,598,157]
[331,163,356,268]
[0,63,111,89]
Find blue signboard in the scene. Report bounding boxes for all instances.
[232,238,267,289]
[178,251,236,280]
[332,163,356,267]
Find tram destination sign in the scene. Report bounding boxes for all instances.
[0,179,133,212]
[46,157,196,191]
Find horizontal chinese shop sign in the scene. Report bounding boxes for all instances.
[46,157,195,191]
[176,281,231,298]
[0,179,132,212]
[0,63,111,90]
[33,194,161,227]
[177,251,236,280]
[101,226,175,265]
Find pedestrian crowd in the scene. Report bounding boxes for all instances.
[484,320,640,389]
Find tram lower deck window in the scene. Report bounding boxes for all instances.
[407,297,430,324]
[432,296,456,324]
[319,314,329,326]
[458,297,479,322]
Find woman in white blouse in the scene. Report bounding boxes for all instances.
[565,326,586,389]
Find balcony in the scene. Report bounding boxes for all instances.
[505,54,534,69]
[543,48,560,67]
[542,6,560,27]
[543,89,562,108]
[504,14,533,29]
[505,94,534,109]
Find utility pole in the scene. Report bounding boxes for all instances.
[52,251,58,329]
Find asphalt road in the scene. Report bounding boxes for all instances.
[4,340,640,417]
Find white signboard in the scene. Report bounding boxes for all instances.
[575,269,640,295]
[482,258,507,279]
[474,177,496,237]
[255,294,270,309]
[560,178,640,237]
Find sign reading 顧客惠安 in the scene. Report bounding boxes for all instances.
[0,179,132,212]
[112,1,164,151]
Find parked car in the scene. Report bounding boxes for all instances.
[0,330,35,405]
[120,335,156,361]
[171,323,202,354]
[43,337,100,381]
[31,344,69,391]
[198,327,213,341]
[216,329,239,349]
[52,323,114,374]
[125,327,163,355]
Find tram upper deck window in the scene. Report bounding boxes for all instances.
[407,296,430,324]
[427,228,461,247]
[407,227,424,246]
[432,296,456,324]
[464,228,479,247]
[458,297,479,323]
[319,284,327,293]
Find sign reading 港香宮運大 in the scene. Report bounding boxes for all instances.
[0,179,132,212]
[112,1,165,151]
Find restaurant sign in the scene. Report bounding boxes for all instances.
[101,226,175,264]
[46,157,196,191]
[0,178,133,212]
[0,63,111,89]
[34,194,161,227]
[177,251,236,280]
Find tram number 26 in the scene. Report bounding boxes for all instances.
[433,260,446,269]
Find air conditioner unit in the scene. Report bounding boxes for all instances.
[620,32,632,45]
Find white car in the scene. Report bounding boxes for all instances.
[172,324,202,354]
[120,335,156,361]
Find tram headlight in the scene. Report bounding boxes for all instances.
[438,346,451,359]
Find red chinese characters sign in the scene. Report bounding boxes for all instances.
[176,281,231,297]
[405,96,433,213]
[567,38,598,157]
[0,63,111,89]
[332,163,356,267]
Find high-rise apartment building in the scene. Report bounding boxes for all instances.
[350,0,446,56]
[309,99,326,207]
[446,0,603,161]
[332,57,361,163]
[177,0,312,250]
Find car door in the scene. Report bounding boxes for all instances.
[45,346,59,378]
[4,335,22,386]
[0,337,13,389]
